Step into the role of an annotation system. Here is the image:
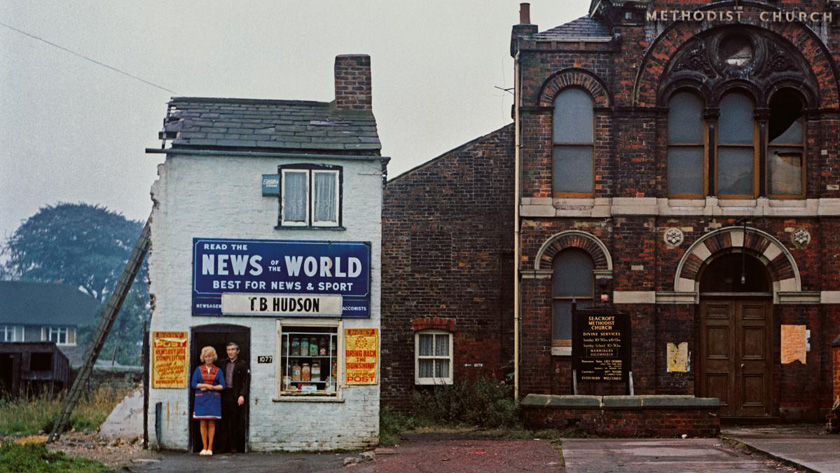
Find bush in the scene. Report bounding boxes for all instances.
[0,384,133,436]
[379,408,415,446]
[412,377,520,429]
[0,443,109,473]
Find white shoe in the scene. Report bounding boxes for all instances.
[207,450,213,456]
[199,449,208,456]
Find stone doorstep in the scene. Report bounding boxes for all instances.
[520,394,721,409]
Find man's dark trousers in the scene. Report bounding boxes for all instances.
[220,357,249,453]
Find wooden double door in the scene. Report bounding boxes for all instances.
[699,299,773,418]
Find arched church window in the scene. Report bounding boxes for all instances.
[668,92,706,198]
[553,88,594,196]
[768,89,805,198]
[552,249,593,349]
[717,92,757,197]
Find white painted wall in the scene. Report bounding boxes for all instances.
[147,154,383,451]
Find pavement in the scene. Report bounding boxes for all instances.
[124,435,563,472]
[723,424,840,473]
[562,438,788,473]
[122,426,840,473]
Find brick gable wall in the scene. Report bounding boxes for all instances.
[381,125,516,412]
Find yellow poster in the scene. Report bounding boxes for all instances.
[667,342,689,373]
[152,331,189,388]
[345,328,378,385]
[781,325,807,365]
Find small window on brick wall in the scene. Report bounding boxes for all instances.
[415,330,453,385]
[552,250,594,355]
[279,165,342,228]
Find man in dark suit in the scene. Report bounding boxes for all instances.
[219,342,249,453]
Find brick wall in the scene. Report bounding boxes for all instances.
[381,125,515,412]
[514,0,840,420]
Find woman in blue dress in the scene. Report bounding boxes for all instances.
[192,346,226,456]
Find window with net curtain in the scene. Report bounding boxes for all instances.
[280,167,340,227]
[553,88,595,195]
[415,330,452,384]
[718,92,756,197]
[552,249,594,350]
[668,92,705,197]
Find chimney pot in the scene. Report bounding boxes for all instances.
[520,3,531,25]
[334,55,372,111]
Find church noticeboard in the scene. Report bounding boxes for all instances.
[152,331,189,389]
[572,306,631,383]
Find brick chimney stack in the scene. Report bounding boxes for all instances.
[334,55,372,111]
[520,3,531,25]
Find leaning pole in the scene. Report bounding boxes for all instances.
[48,218,151,443]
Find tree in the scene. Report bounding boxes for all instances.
[2,203,149,365]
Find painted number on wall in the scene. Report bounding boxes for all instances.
[257,355,273,364]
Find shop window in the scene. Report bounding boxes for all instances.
[279,165,341,228]
[277,323,340,397]
[552,249,593,354]
[42,327,74,346]
[415,330,453,385]
[0,325,23,342]
[553,88,594,196]
[668,92,706,198]
[717,92,756,198]
[768,89,805,198]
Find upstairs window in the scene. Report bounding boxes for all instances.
[553,89,594,196]
[42,326,74,346]
[0,325,23,342]
[279,165,341,228]
[552,249,593,354]
[768,89,805,198]
[717,92,756,198]
[668,92,706,198]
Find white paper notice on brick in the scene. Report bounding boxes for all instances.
[222,293,343,316]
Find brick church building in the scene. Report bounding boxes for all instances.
[383,0,840,422]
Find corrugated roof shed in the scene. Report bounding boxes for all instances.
[533,15,612,41]
[161,97,381,153]
[0,281,101,326]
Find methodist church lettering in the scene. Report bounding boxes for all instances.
[193,238,371,317]
[647,10,833,23]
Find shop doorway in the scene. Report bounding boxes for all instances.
[189,324,250,453]
[698,253,774,418]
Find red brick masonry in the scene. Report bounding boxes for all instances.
[521,395,720,438]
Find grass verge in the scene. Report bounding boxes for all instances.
[0,442,109,473]
[0,383,134,436]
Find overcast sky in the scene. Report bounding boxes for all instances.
[0,0,590,239]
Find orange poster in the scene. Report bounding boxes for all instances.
[781,325,807,365]
[345,328,378,385]
[152,331,189,388]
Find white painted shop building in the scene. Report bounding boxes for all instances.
[145,55,387,452]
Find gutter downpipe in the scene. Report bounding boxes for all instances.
[513,48,522,401]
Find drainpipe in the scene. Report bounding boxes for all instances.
[512,2,535,403]
[513,50,522,401]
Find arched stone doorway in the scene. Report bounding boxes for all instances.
[698,251,774,418]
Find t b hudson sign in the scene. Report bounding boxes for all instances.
[192,238,371,317]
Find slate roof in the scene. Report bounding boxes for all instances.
[533,15,612,41]
[161,97,381,153]
[0,281,101,327]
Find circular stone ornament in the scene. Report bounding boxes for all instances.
[664,228,685,247]
[792,228,811,248]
